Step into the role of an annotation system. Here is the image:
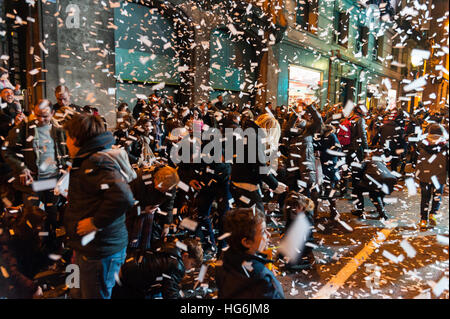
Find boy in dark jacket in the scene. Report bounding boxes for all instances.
[113,238,203,299]
[63,113,135,299]
[416,124,449,229]
[215,208,285,299]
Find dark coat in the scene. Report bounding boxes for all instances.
[230,120,279,190]
[63,132,135,258]
[115,242,185,299]
[215,249,285,299]
[416,140,449,185]
[282,104,323,188]
[127,166,177,250]
[348,114,369,160]
[318,132,341,182]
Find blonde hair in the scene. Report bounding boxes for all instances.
[255,113,281,151]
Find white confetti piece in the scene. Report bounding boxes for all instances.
[400,240,416,258]
[278,213,311,262]
[81,231,96,246]
[239,195,251,204]
[197,264,208,283]
[100,184,109,190]
[177,181,189,192]
[404,76,427,92]
[48,254,62,261]
[175,240,188,251]
[217,232,231,241]
[382,250,400,263]
[180,218,198,231]
[431,175,441,189]
[342,100,355,118]
[32,178,57,192]
[436,235,449,246]
[405,178,417,196]
[338,219,353,232]
[432,276,449,297]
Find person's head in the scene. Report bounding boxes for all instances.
[118,102,129,113]
[34,99,54,127]
[180,238,204,270]
[224,208,270,254]
[427,123,446,145]
[135,117,153,136]
[82,105,93,114]
[255,113,281,150]
[151,105,160,119]
[55,85,71,107]
[154,166,180,193]
[283,191,315,219]
[1,87,15,103]
[321,124,335,137]
[225,112,241,127]
[63,113,106,157]
[217,95,223,102]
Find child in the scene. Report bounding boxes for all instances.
[215,208,285,299]
[281,191,315,270]
[416,123,449,229]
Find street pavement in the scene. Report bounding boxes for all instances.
[273,185,449,299]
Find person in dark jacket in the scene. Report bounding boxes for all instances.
[113,238,203,299]
[2,100,69,246]
[372,108,406,172]
[0,206,50,298]
[416,124,449,229]
[318,124,342,219]
[132,98,147,120]
[215,208,285,299]
[127,165,179,252]
[230,113,287,212]
[348,105,369,162]
[63,113,135,299]
[351,153,398,220]
[281,103,323,214]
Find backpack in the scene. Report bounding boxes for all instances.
[337,118,352,146]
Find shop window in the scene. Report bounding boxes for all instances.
[296,0,319,35]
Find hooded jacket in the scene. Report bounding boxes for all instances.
[63,132,135,258]
[116,242,185,299]
[215,248,285,299]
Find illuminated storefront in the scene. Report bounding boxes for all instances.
[288,65,322,106]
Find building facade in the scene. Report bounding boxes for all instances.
[1,0,445,126]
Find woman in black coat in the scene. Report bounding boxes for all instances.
[230,114,287,212]
[318,124,342,219]
[281,103,323,213]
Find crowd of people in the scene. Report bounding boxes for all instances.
[0,81,448,299]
